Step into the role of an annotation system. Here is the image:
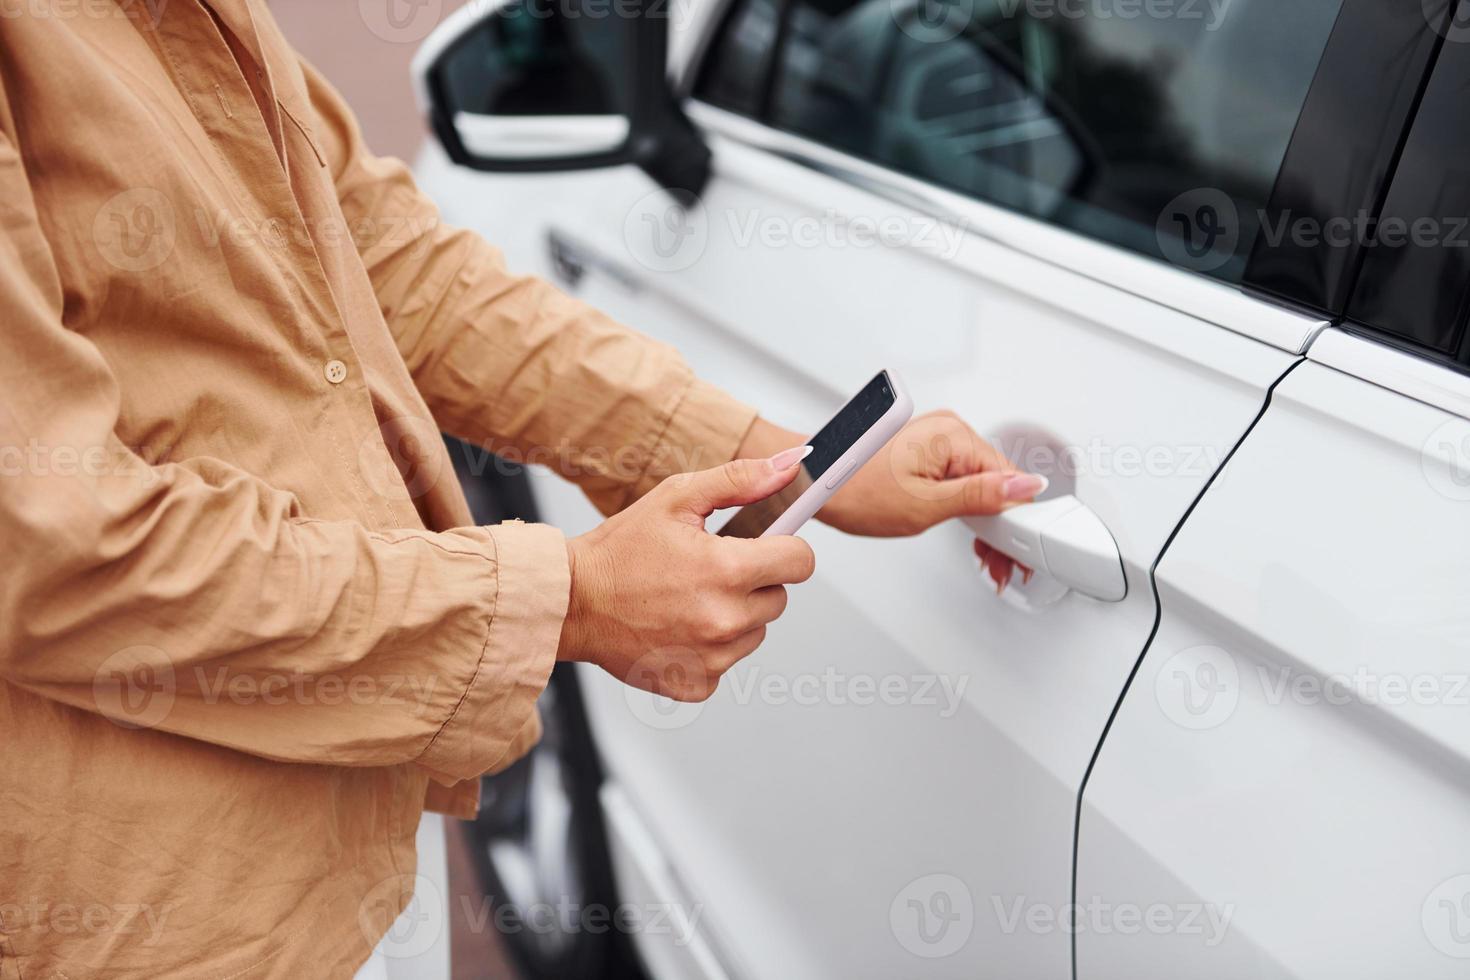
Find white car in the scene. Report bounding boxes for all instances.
[410,0,1470,977]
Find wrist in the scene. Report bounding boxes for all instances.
[736,417,806,464]
[556,536,588,663]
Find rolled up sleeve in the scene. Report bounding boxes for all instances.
[417,520,568,784]
[0,124,565,782]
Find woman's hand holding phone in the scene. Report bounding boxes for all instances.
[556,447,817,702]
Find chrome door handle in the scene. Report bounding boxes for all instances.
[964,495,1126,602]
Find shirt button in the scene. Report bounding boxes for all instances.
[324,359,348,385]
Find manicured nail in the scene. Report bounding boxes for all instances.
[1003,473,1048,501]
[766,445,814,472]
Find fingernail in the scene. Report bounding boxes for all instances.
[766,445,814,472]
[1003,473,1048,501]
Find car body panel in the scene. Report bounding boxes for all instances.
[419,122,1299,974]
[1076,345,1470,978]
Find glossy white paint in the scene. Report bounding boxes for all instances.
[406,7,1463,977]
[418,95,1298,974]
[1077,353,1470,978]
[686,104,1332,356]
[1309,328,1470,420]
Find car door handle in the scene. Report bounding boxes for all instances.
[963,495,1126,602]
[548,229,643,292]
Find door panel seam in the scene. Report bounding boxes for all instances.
[1068,355,1305,980]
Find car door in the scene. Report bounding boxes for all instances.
[410,1,1421,977]
[1076,13,1470,976]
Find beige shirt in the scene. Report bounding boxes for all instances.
[0,1,754,976]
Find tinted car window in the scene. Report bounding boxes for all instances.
[696,0,782,118]
[697,0,1345,283]
[438,0,632,117]
[1347,14,1470,364]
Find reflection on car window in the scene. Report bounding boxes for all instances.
[696,0,782,118]
[441,0,629,118]
[698,0,1345,283]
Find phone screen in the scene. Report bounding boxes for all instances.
[718,372,897,539]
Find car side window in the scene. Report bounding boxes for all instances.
[696,0,782,118]
[695,0,1345,284]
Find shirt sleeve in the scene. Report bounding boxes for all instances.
[0,124,563,786]
[298,59,759,516]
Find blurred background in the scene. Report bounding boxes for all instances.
[272,0,465,160]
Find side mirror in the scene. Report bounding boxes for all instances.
[414,0,711,194]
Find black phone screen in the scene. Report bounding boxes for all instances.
[717,372,896,539]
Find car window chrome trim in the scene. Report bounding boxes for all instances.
[686,102,1330,354]
[1308,328,1470,422]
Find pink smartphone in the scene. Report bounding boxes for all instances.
[718,370,914,538]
